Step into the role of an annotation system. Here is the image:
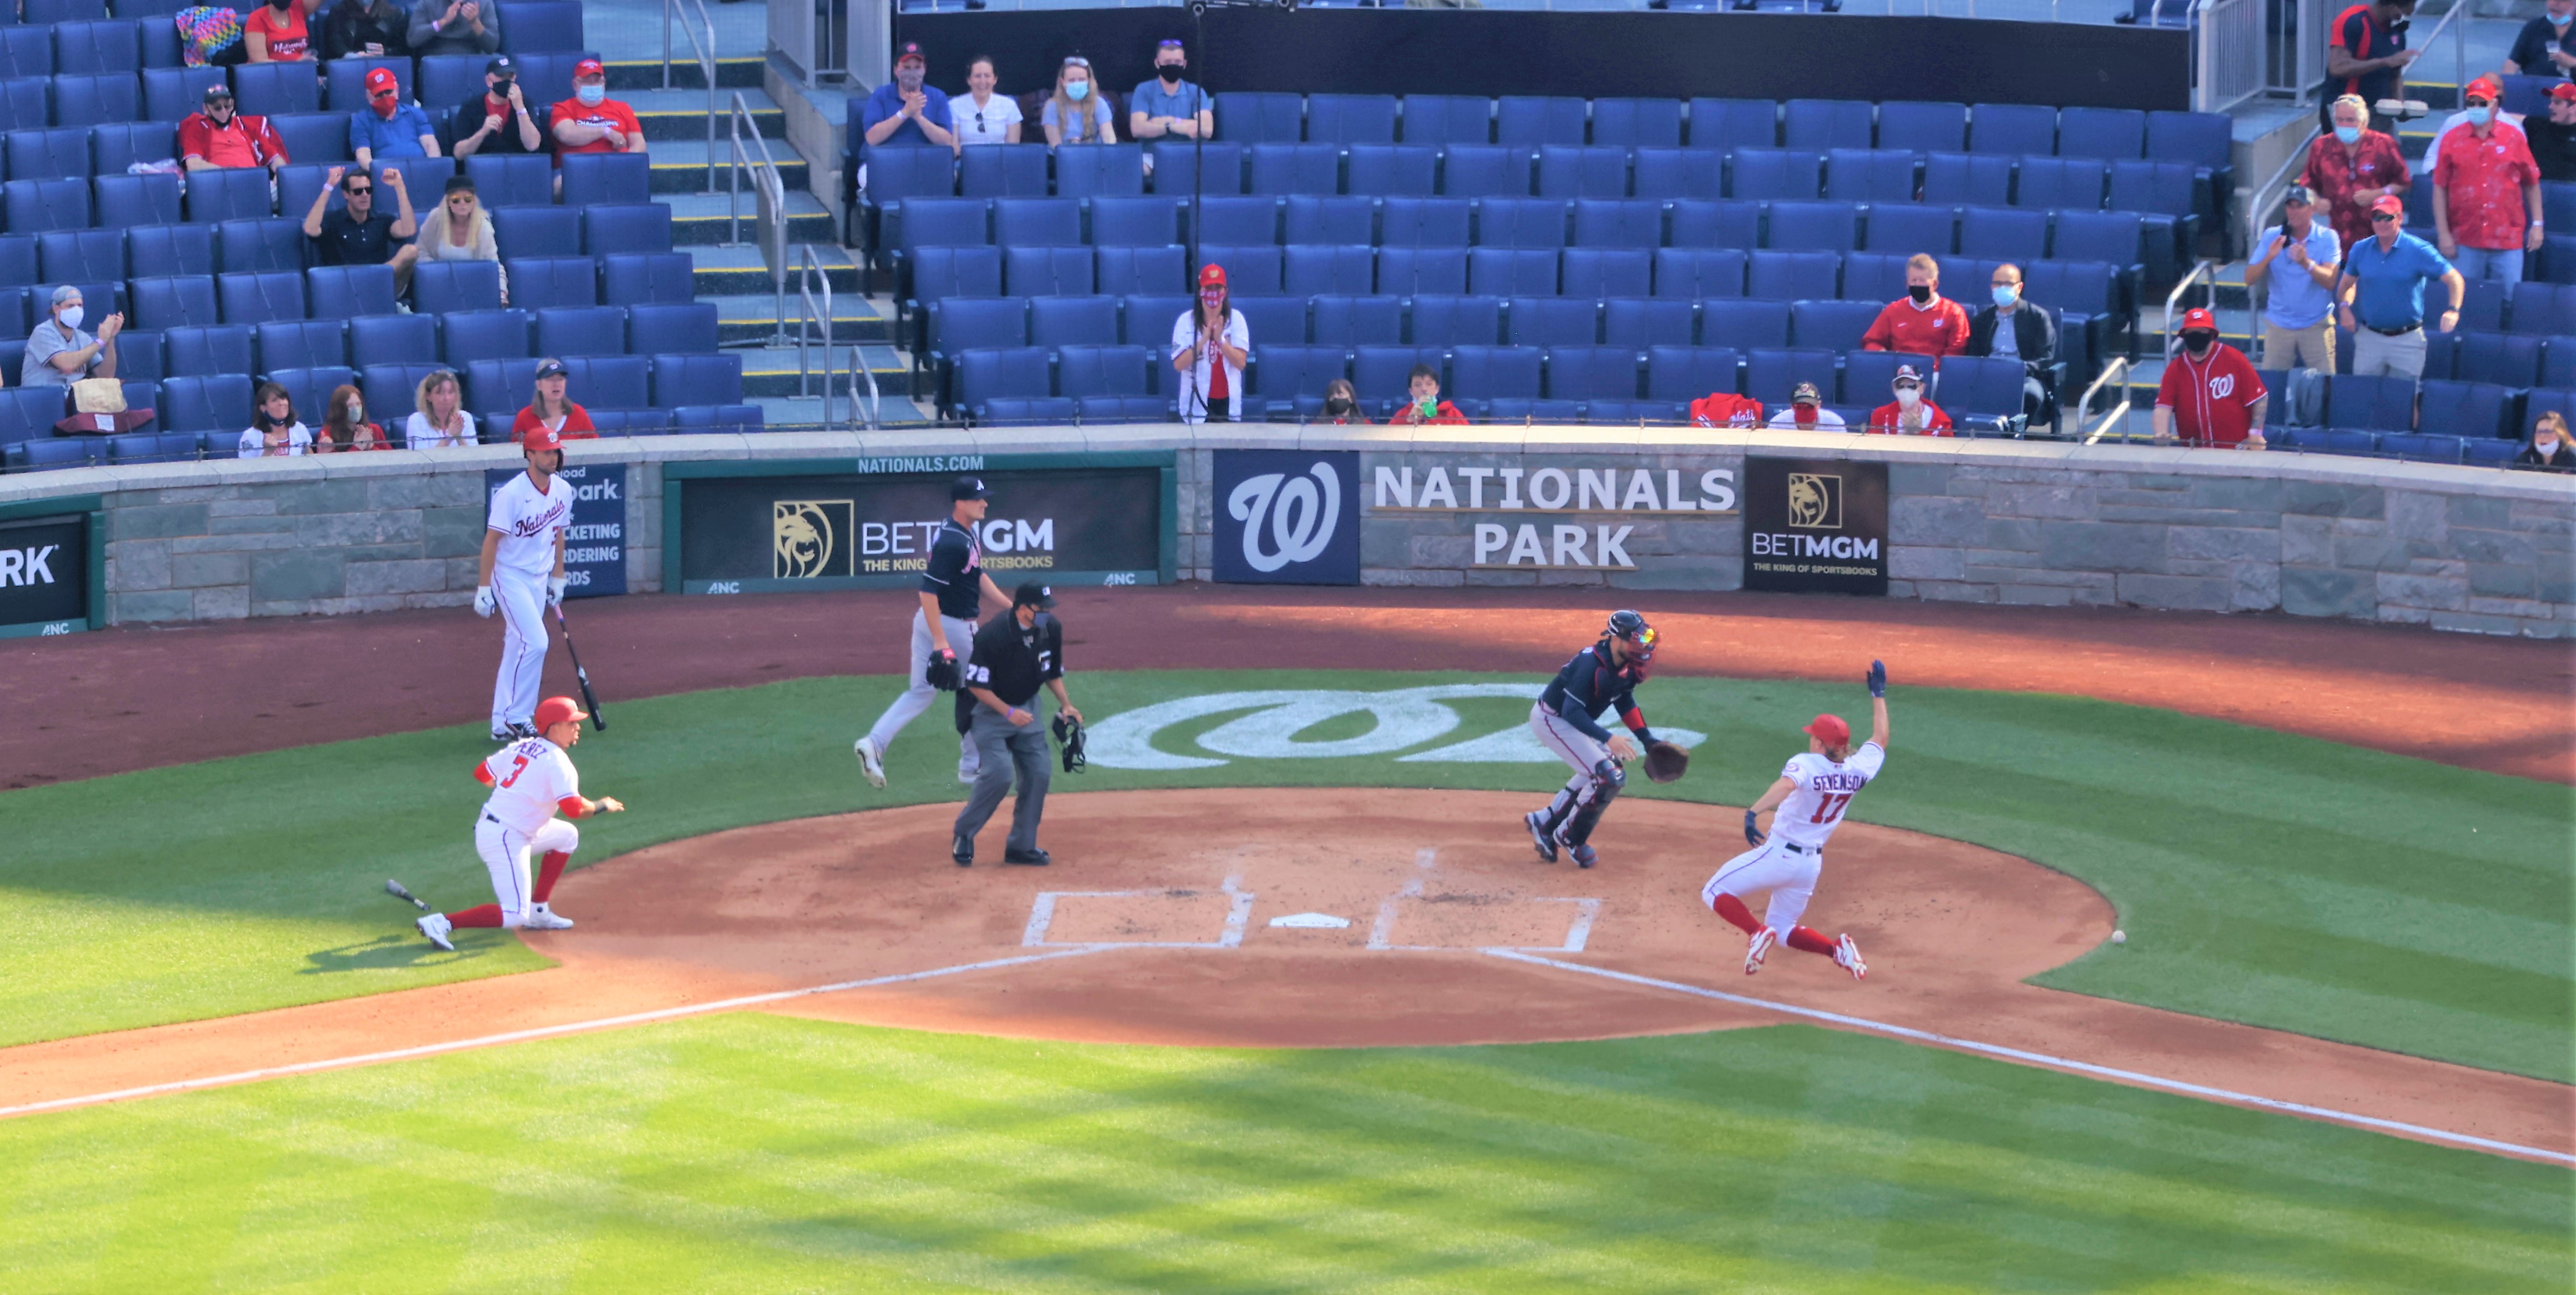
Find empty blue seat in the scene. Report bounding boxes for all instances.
[1689,98,1777,152]
[1632,148,1724,201]
[1537,146,1628,199]
[1232,295,1307,345]
[1879,101,1968,155]
[349,312,438,368]
[417,54,488,112]
[1311,294,1403,345]
[1056,344,1152,399]
[255,319,346,372]
[1748,249,1838,301]
[2541,338,2576,388]
[1451,345,1544,409]
[625,302,719,356]
[959,144,1049,198]
[1939,355,2029,420]
[142,66,228,124]
[1840,252,1913,303]
[188,170,273,224]
[1305,93,1397,145]
[91,121,177,174]
[1005,245,1095,297]
[2457,280,2511,333]
[269,111,346,165]
[1603,296,1691,348]
[2509,284,2576,337]
[1095,245,1184,296]
[166,324,254,377]
[561,153,650,208]
[2057,106,2146,162]
[463,357,541,416]
[1648,345,1743,402]
[110,327,165,383]
[1121,294,1193,346]
[1731,148,1823,201]
[1285,195,1374,245]
[2146,109,2236,214]
[109,431,201,464]
[1563,248,1652,299]
[1053,144,1145,199]
[0,31,48,85]
[160,374,251,432]
[1029,296,1117,348]
[1346,144,1437,196]
[994,197,1082,248]
[217,270,304,325]
[1790,300,1882,352]
[1477,198,1569,249]
[1922,151,2012,207]
[977,395,1074,426]
[2053,209,2145,279]
[2416,379,2511,439]
[670,403,764,432]
[2016,156,2106,211]
[1507,296,1598,346]
[1958,205,2048,263]
[598,253,692,307]
[1380,196,1471,246]
[94,172,183,228]
[1090,196,1184,248]
[954,345,1052,414]
[494,206,581,259]
[230,62,317,117]
[1379,246,1469,296]
[1825,149,1916,203]
[581,205,673,255]
[38,228,123,283]
[308,264,398,317]
[1496,96,1586,147]
[1592,98,1683,149]
[1192,195,1278,246]
[559,354,649,412]
[1151,141,1246,195]
[1766,200,1859,252]
[1703,299,1792,350]
[1747,346,1838,406]
[1656,248,1746,299]
[1216,92,1302,144]
[1783,99,1873,152]
[20,437,107,470]
[440,308,534,367]
[1668,199,1761,249]
[503,257,598,311]
[215,218,302,274]
[2326,374,2417,431]
[1865,203,1957,257]
[534,305,626,358]
[1573,198,1661,249]
[649,353,744,408]
[1400,95,1491,146]
[458,159,545,214]
[1970,103,2056,156]
[1284,244,1376,297]
[1196,244,1283,295]
[1355,345,1446,413]
[500,1,585,52]
[1441,144,1531,199]
[1250,344,1346,418]
[7,128,89,182]
[1546,346,1638,401]
[1471,248,1558,296]
[1407,294,1503,346]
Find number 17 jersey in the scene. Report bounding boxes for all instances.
[1772,741,1885,849]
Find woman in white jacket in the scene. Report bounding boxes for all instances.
[416,174,508,305]
[1170,262,1247,423]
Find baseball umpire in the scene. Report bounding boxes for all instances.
[855,475,1009,789]
[952,581,1081,867]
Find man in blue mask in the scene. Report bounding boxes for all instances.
[2504,0,2575,83]
[1964,263,2059,425]
[550,58,647,160]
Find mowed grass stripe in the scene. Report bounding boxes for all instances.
[1,1015,2566,1293]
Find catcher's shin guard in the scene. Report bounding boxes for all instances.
[1559,758,1625,847]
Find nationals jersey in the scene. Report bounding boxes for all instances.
[478,738,582,835]
[486,470,571,575]
[1771,742,1885,849]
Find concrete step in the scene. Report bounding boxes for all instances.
[750,392,942,431]
[737,342,907,398]
[687,243,863,296]
[627,87,785,142]
[701,289,892,346]
[664,190,837,246]
[646,141,809,196]
[605,57,764,94]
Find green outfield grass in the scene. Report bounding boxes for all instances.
[0,670,2567,1082]
[0,1015,2562,1293]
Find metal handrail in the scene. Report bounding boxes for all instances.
[727,91,792,344]
[795,243,844,430]
[2242,123,2322,259]
[662,0,719,192]
[2161,258,2218,351]
[2077,356,2136,443]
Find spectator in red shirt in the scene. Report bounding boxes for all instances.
[552,58,646,160]
[1388,364,1467,426]
[1860,254,1971,362]
[1866,364,1954,435]
[1320,378,1369,424]
[179,84,288,174]
[2304,94,2413,253]
[510,359,599,442]
[244,0,322,61]
[2153,309,2269,449]
[1689,391,1764,427]
[2431,76,2546,283]
[313,382,394,452]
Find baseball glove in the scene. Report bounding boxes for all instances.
[924,650,960,692]
[1643,740,1689,784]
[1052,713,1087,774]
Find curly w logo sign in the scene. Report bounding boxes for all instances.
[1213,450,1359,585]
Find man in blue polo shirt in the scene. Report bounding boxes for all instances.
[859,40,955,154]
[2336,194,2463,380]
[2246,185,2344,372]
[1128,38,1211,142]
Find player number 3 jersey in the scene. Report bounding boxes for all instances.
[1772,742,1885,849]
[480,738,581,835]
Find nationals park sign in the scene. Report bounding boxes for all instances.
[1359,455,1743,588]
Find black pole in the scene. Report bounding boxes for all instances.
[1184,0,1206,424]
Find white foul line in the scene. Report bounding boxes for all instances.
[1484,949,2576,1168]
[0,946,1114,1123]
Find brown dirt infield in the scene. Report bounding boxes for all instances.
[1,789,2564,1161]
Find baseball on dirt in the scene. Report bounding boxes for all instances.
[2111,930,2127,945]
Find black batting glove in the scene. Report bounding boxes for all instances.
[1867,659,1887,698]
[1743,810,1765,847]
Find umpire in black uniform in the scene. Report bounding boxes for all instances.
[952,581,1081,866]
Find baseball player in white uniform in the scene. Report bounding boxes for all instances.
[1701,660,1889,981]
[474,427,573,742]
[854,475,1010,789]
[413,694,624,951]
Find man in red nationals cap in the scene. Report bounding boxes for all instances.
[2534,82,2576,183]
[408,694,628,951]
[2429,74,2545,284]
[552,56,646,162]
[476,422,576,742]
[2335,193,2464,380]
[1865,363,1953,435]
[1703,661,1891,981]
[1173,262,1248,423]
[349,65,440,171]
[2153,307,2269,448]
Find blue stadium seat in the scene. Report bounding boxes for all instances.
[109,431,201,464]
[2057,106,2147,162]
[1958,205,2048,263]
[441,309,533,367]
[1192,195,1278,246]
[1249,142,1341,196]
[1053,144,1145,199]
[91,121,176,173]
[1378,246,1469,296]
[1730,148,1822,201]
[1354,345,1446,414]
[1027,295,1117,348]
[1702,299,1792,350]
[502,257,598,311]
[2416,379,2511,439]
[1120,294,1192,346]
[2053,210,2145,287]
[977,395,1074,426]
[671,403,765,433]
[501,1,586,53]
[1573,198,1661,249]
[349,312,439,369]
[1546,346,1639,401]
[624,302,717,356]
[462,157,555,212]
[1196,244,1283,295]
[416,55,487,112]
[38,228,123,283]
[165,323,253,377]
[0,387,67,451]
[268,111,346,165]
[1538,146,1629,199]
[188,170,273,224]
[1471,248,1557,296]
[160,374,251,432]
[1231,295,1307,346]
[230,62,318,117]
[1089,196,1183,248]
[112,328,165,383]
[1311,294,1403,345]
[1005,245,1096,297]
[1440,144,1531,199]
[1656,248,1746,299]
[6,128,90,182]
[20,437,108,471]
[649,353,744,408]
[267,366,355,424]
[1507,296,1597,346]
[511,52,600,114]
[1840,252,1912,303]
[1380,196,1471,246]
[1746,346,1837,406]
[1477,198,1569,248]
[212,219,300,275]
[307,265,398,317]
[1824,149,1915,203]
[2326,374,2417,431]
[856,145,953,252]
[1668,198,1760,249]
[560,153,650,208]
[2508,283,2576,338]
[534,305,625,358]
[2377,431,2465,463]
[1766,200,1858,252]
[599,253,694,307]
[959,144,1050,198]
[1151,141,1246,195]
[1945,355,2033,420]
[494,206,581,259]
[463,357,537,417]
[994,196,1082,248]
[1563,248,1651,299]
[359,363,446,424]
[1400,95,1491,146]
[2531,387,2576,428]
[1451,345,1544,412]
[581,205,673,256]
[1783,99,1873,152]
[1095,245,1184,297]
[1603,296,1691,348]
[218,270,304,325]
[130,274,219,330]
[1921,151,2012,207]
[1647,345,1744,402]
[1285,195,1374,246]
[1056,344,1152,399]
[1249,344,1346,418]
[1789,299,1880,350]
[2457,279,2511,334]
[1843,349,1934,405]
[0,31,48,84]
[95,173,183,229]
[1217,92,1303,144]
[1864,203,1956,256]
[1970,103,2055,156]
[2464,436,2520,467]
[142,66,228,124]
[1496,96,1586,147]
[1878,101,1968,156]
[1632,148,1723,201]
[2016,156,2106,212]
[925,298,1029,397]
[1592,98,1683,149]
[1346,144,1437,196]
[1749,249,1838,301]
[1284,244,1376,297]
[554,354,646,413]
[2541,338,2576,388]
[255,319,346,373]
[1407,294,1503,346]
[1689,98,1778,152]
[955,345,1052,416]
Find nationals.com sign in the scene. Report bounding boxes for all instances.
[1212,450,1360,586]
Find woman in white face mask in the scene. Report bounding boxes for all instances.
[2517,411,2574,471]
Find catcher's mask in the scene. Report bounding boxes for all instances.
[1605,610,1657,677]
[1052,713,1088,774]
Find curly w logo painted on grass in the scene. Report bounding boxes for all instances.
[1086,686,1704,770]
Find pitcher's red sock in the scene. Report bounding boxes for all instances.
[448,904,504,928]
[1709,892,1762,934]
[1786,926,1838,956]
[534,852,571,903]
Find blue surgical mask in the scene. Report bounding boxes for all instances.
[1992,284,2019,307]
[2334,125,2363,145]
[1066,80,1089,101]
[2464,105,2493,127]
[2553,10,2571,27]
[576,83,605,107]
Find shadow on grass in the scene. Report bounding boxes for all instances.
[301,934,492,975]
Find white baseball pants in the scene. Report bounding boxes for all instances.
[476,814,578,929]
[1530,700,1614,823]
[1701,839,1823,933]
[864,608,982,772]
[488,567,548,732]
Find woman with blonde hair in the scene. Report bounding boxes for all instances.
[2517,410,2574,471]
[1041,55,1116,146]
[313,382,392,451]
[415,174,509,305]
[405,368,477,448]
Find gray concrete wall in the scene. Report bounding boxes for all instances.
[3,425,2567,636]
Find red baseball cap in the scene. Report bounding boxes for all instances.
[2178,307,2217,331]
[1804,714,1850,746]
[573,57,605,79]
[365,67,399,96]
[2370,193,2404,217]
[522,426,566,453]
[2551,83,2576,102]
[1198,263,1227,288]
[2464,75,2502,102]
[533,696,588,729]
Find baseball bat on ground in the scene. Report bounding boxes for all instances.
[384,879,431,910]
[552,602,605,730]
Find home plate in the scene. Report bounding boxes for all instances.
[1268,912,1351,929]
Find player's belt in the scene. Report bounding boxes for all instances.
[484,813,502,825]
[1781,841,1816,855]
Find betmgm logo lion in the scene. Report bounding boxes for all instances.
[773,500,853,578]
[1785,473,1842,530]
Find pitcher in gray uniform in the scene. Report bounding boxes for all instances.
[952,581,1081,866]
[855,475,1010,788]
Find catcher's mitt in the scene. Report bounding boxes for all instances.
[924,650,960,692]
[1643,740,1689,784]
[1052,713,1088,774]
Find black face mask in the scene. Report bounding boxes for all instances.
[269,0,291,12]
[1907,284,1933,303]
[2386,15,2409,32]
[1324,396,1354,416]
[1157,63,1184,83]
[2181,331,2216,355]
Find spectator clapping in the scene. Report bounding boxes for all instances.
[406,369,478,448]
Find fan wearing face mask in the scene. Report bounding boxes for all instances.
[2518,412,2575,471]
[1859,253,1970,362]
[1866,365,1953,437]
[244,0,321,62]
[2429,76,2544,284]
[2151,309,2268,450]
[551,58,646,159]
[1319,378,1369,424]
[2503,0,2576,83]
[2301,94,2410,253]
[1128,39,1211,142]
[1044,56,1117,146]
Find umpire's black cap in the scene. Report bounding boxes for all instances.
[1013,580,1056,609]
[950,475,989,500]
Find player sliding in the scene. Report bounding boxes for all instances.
[1702,660,1888,982]
[1525,610,1662,868]
[411,695,624,951]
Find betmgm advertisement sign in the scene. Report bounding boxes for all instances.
[667,452,1177,594]
[484,463,627,599]
[0,499,103,639]
[1741,456,1890,596]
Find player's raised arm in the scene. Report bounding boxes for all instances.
[1867,659,1889,750]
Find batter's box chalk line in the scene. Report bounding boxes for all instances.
[1021,854,1602,955]
[1022,874,1257,949]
